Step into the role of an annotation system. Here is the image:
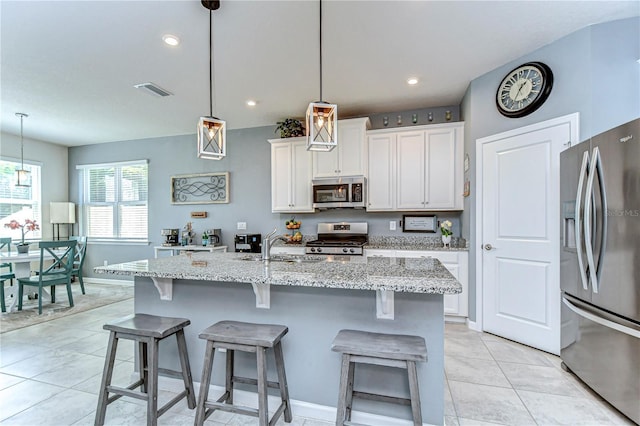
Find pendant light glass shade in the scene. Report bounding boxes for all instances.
[306,101,337,152]
[197,116,226,160]
[198,1,226,160]
[15,112,31,187]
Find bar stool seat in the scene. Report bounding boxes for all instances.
[194,320,292,426]
[95,314,196,426]
[331,329,428,426]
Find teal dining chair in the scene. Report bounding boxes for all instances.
[0,237,14,313]
[17,240,76,315]
[70,236,88,294]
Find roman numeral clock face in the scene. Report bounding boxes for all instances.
[496,62,553,118]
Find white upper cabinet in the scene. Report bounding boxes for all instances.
[367,122,464,211]
[367,133,396,211]
[313,117,371,178]
[269,137,314,213]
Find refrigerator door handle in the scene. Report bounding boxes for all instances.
[594,147,608,291]
[575,150,590,291]
[562,296,640,339]
[584,148,599,293]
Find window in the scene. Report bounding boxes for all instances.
[77,160,148,242]
[0,159,42,241]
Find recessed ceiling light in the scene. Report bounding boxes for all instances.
[407,77,419,85]
[246,100,257,107]
[162,34,180,46]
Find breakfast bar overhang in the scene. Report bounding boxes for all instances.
[96,252,461,425]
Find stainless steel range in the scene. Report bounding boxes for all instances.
[305,222,368,255]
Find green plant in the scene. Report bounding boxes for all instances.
[440,220,453,237]
[275,118,305,138]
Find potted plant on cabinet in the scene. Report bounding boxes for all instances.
[275,118,305,138]
[4,218,40,253]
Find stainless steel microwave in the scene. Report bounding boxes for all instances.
[312,177,366,209]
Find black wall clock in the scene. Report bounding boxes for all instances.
[496,62,553,118]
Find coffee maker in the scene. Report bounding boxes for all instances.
[161,229,179,246]
[234,234,261,253]
[204,229,222,246]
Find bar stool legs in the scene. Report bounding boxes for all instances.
[95,314,196,426]
[195,320,292,426]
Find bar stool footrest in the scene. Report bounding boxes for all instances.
[205,401,259,417]
[232,375,282,390]
[157,390,189,417]
[352,390,412,406]
[106,385,148,401]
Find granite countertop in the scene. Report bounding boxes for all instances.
[272,235,469,251]
[95,251,461,295]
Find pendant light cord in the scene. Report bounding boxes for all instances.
[209,7,213,118]
[20,115,24,170]
[319,0,323,102]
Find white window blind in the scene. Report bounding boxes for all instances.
[0,159,42,241]
[78,160,148,241]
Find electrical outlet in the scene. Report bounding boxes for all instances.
[237,222,247,230]
[103,260,108,266]
[389,221,396,231]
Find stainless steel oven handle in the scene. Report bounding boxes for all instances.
[575,150,590,291]
[584,147,599,293]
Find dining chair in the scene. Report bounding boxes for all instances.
[17,240,76,315]
[70,236,88,294]
[0,237,14,313]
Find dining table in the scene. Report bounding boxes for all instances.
[0,249,60,312]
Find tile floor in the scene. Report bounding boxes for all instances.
[0,294,634,425]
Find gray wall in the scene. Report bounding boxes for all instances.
[1,132,69,240]
[460,17,640,321]
[69,126,462,279]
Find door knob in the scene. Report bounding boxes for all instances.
[484,244,493,250]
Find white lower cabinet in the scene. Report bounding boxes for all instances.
[270,246,305,256]
[365,249,468,319]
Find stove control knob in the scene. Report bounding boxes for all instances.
[349,248,355,253]
[342,248,348,253]
[310,247,316,253]
[317,248,322,253]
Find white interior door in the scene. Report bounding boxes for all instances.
[480,117,576,354]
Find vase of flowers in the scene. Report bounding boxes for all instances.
[440,220,453,248]
[4,218,40,253]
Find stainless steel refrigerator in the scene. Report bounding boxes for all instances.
[560,118,639,424]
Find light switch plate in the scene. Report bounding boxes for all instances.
[389,221,396,231]
[237,222,247,230]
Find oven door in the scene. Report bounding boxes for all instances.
[312,183,351,209]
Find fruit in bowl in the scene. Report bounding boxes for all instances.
[289,231,303,243]
[285,219,301,229]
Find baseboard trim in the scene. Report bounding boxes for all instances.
[445,315,467,324]
[84,277,133,286]
[156,375,436,426]
[466,319,481,332]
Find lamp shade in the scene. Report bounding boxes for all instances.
[50,202,76,224]
[306,102,337,152]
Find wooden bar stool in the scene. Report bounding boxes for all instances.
[95,314,197,426]
[331,329,428,426]
[194,320,292,426]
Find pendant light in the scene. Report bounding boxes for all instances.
[306,0,337,152]
[197,0,226,160]
[15,112,31,187]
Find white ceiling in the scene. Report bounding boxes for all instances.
[1,1,638,147]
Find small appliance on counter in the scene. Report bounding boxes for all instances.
[203,229,222,246]
[161,229,179,246]
[234,234,262,253]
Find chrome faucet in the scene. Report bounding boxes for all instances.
[262,228,288,261]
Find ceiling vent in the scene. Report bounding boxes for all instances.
[134,82,173,97]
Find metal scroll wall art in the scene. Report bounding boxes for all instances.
[171,172,229,204]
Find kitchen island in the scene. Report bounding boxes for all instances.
[95,252,461,425]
